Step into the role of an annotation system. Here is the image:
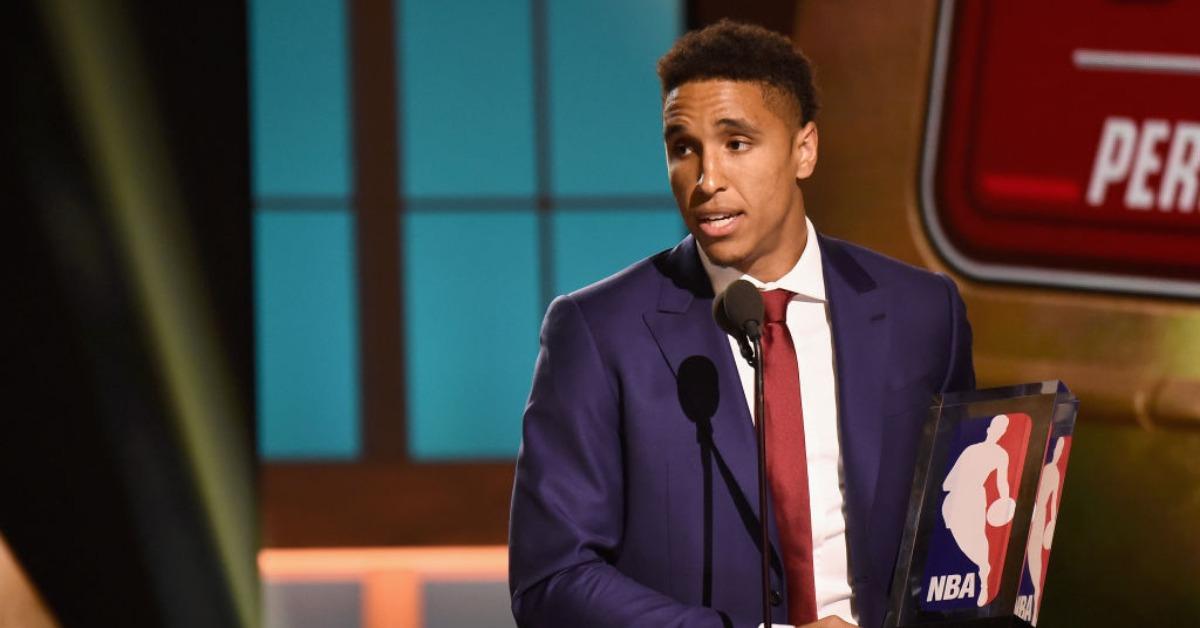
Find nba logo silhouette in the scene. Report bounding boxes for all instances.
[1015,435,1072,626]
[920,413,1032,611]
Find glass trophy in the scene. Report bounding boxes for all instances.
[884,381,1078,628]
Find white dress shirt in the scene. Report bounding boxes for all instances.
[697,217,857,624]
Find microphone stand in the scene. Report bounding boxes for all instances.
[750,334,771,628]
[716,281,772,627]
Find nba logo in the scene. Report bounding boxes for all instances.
[1015,434,1072,626]
[920,413,1032,611]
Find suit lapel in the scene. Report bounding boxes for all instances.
[820,234,889,580]
[643,237,764,526]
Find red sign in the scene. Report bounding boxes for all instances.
[923,0,1200,297]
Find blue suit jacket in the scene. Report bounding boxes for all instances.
[509,233,975,627]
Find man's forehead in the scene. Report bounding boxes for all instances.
[662,79,796,130]
[663,80,766,113]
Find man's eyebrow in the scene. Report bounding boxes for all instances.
[663,123,687,141]
[716,118,760,135]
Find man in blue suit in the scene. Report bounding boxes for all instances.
[509,21,974,628]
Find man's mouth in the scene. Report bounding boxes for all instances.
[697,211,744,237]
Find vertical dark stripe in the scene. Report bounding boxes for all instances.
[685,0,701,29]
[532,0,554,308]
[350,0,406,460]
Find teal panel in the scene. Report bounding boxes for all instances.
[552,208,682,294]
[249,0,351,198]
[404,210,540,460]
[548,0,681,196]
[255,210,360,460]
[400,0,536,198]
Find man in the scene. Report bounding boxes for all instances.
[509,20,974,628]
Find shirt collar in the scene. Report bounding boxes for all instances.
[697,216,826,302]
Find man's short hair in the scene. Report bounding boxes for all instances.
[656,19,819,126]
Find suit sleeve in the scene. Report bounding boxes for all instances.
[509,296,731,628]
[936,273,976,393]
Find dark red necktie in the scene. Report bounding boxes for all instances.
[760,288,818,625]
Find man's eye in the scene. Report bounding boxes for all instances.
[728,139,749,151]
[673,143,693,157]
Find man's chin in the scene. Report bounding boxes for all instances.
[698,240,747,269]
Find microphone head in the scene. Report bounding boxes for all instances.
[713,279,763,340]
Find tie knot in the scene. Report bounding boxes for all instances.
[761,289,793,324]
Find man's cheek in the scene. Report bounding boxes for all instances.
[668,171,690,200]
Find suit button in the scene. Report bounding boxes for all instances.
[770,590,782,606]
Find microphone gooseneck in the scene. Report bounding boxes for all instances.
[713,279,774,628]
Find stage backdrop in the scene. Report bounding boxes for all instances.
[251,0,684,464]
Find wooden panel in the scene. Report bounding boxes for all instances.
[350,0,407,461]
[262,463,515,546]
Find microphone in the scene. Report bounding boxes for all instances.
[713,279,774,628]
[713,279,764,366]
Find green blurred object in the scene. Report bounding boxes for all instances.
[37,0,256,625]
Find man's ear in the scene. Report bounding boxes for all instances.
[794,121,818,180]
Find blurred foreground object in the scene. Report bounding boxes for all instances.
[4,0,254,625]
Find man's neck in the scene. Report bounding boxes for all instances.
[737,221,808,283]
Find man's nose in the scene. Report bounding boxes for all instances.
[697,155,725,195]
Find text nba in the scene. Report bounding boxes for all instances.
[925,573,978,603]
